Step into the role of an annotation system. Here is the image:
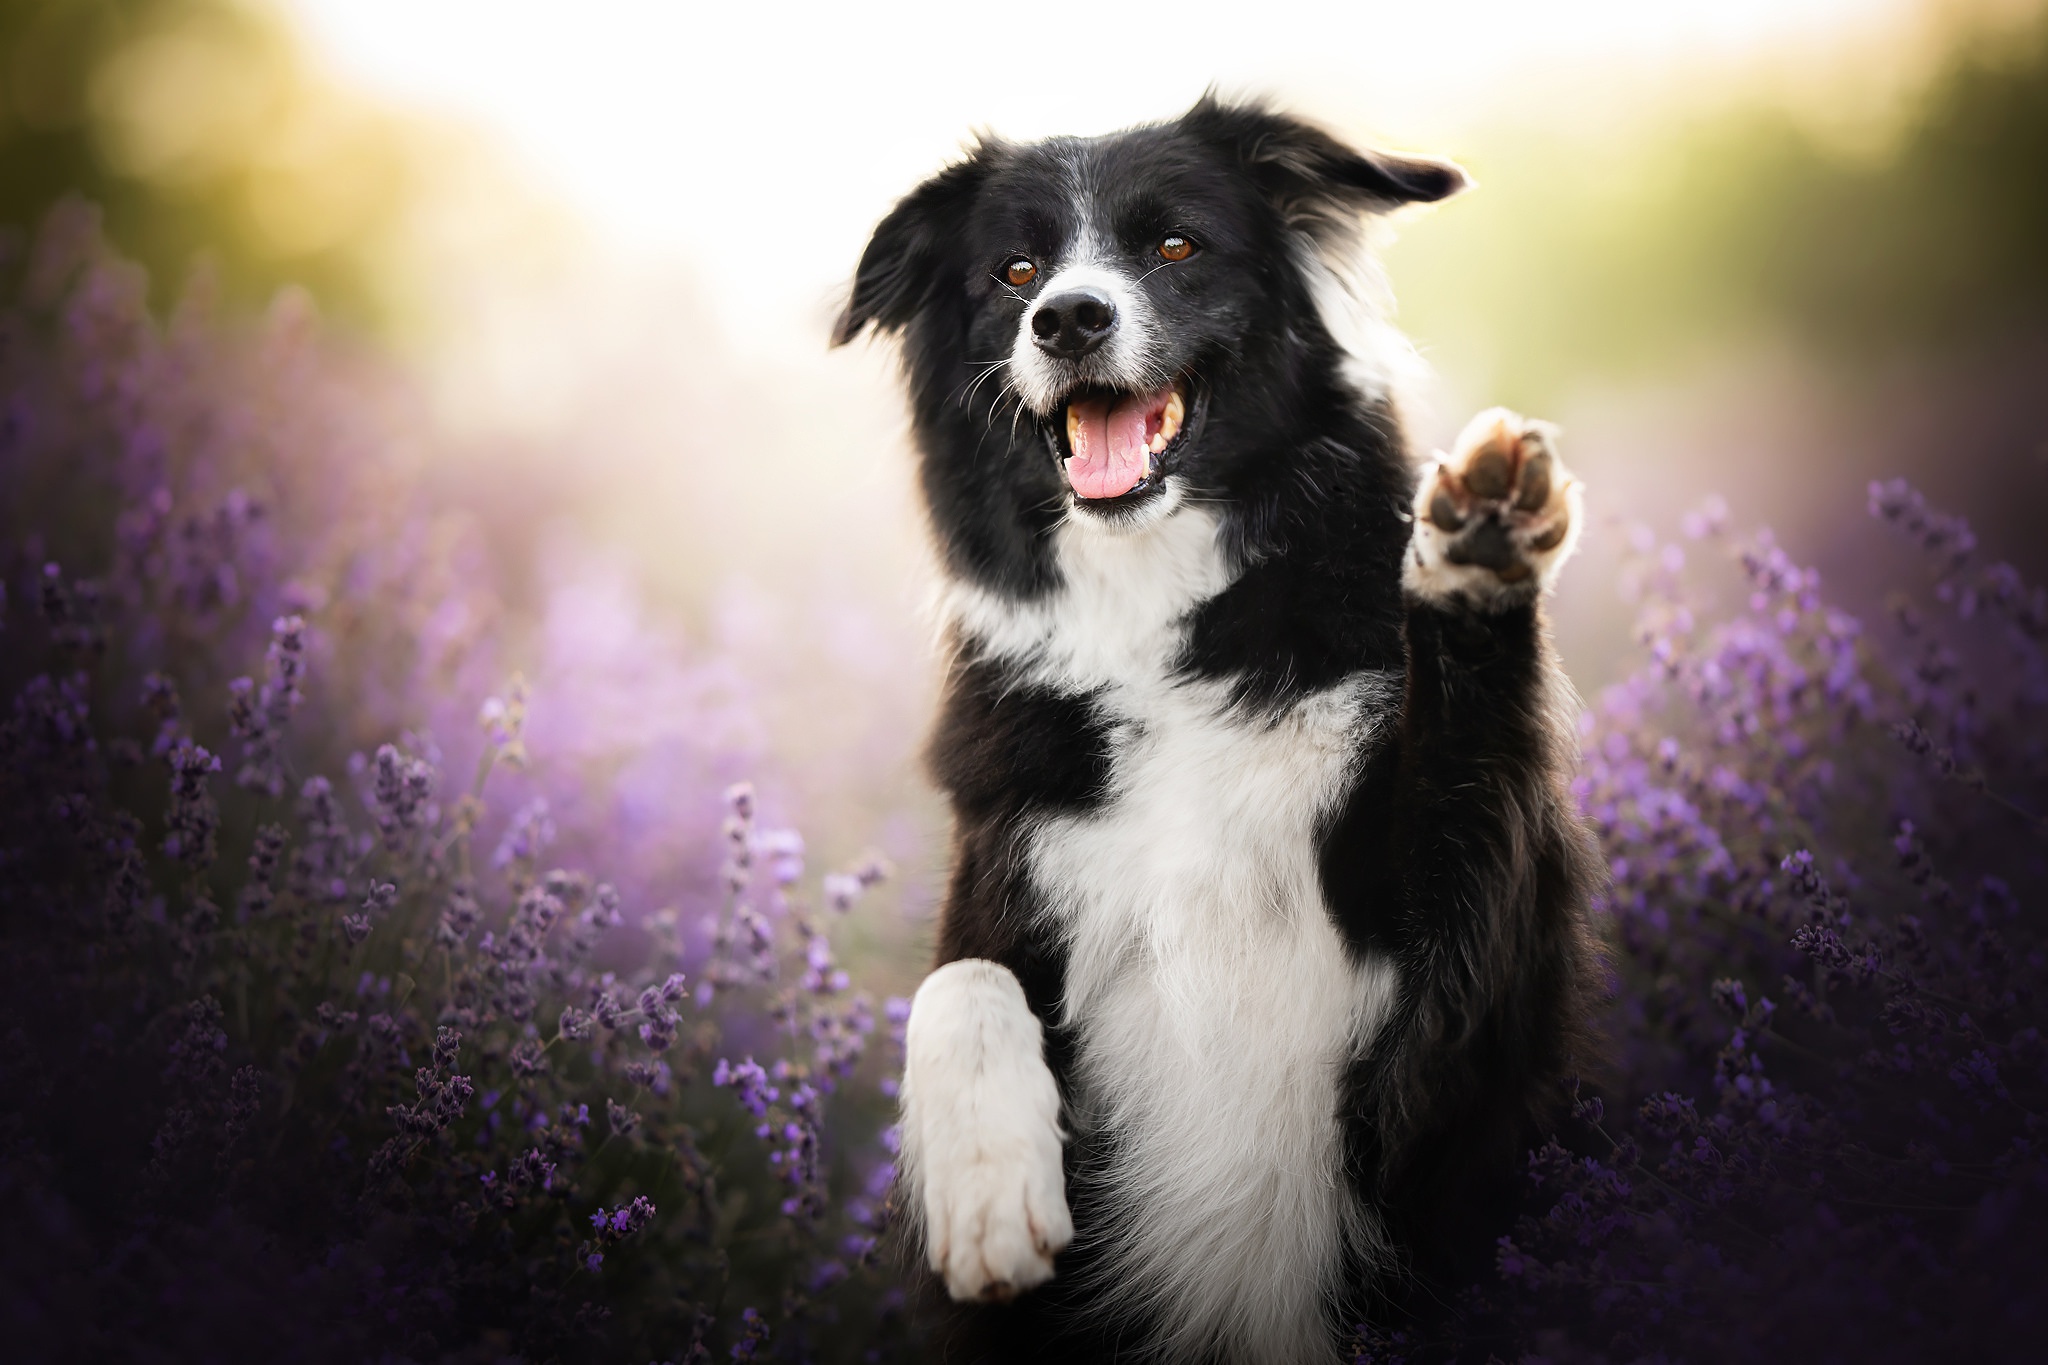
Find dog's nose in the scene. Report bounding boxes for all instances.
[1030,289,1117,358]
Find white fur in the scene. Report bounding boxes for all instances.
[1032,673,1399,1364]
[901,958,1074,1301]
[1010,221,1176,416]
[938,500,1229,692]
[1294,223,1426,409]
[939,506,1401,1363]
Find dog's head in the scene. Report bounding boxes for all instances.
[835,97,1464,565]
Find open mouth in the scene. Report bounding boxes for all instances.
[1054,381,1190,504]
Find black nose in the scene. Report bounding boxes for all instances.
[1030,288,1117,358]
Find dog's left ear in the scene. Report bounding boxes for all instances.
[1181,95,1468,220]
[833,145,999,347]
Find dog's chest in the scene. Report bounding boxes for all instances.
[1031,671,1396,1357]
[947,510,1400,1360]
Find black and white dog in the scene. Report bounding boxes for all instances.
[833,97,1603,1364]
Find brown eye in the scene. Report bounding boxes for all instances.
[1158,235,1194,262]
[1005,258,1037,286]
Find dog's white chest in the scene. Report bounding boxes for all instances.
[1026,671,1397,1361]
[947,508,1400,1360]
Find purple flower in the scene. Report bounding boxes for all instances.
[508,1148,556,1192]
[712,1057,778,1116]
[162,740,222,868]
[588,1195,656,1244]
[368,742,435,851]
[476,676,529,767]
[724,782,754,821]
[606,1098,641,1139]
[621,1059,670,1091]
[637,1007,679,1053]
[225,616,310,796]
[753,828,805,886]
[729,1307,770,1361]
[165,997,228,1089]
[492,797,555,871]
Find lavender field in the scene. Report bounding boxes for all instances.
[2,192,2043,1361]
[0,207,910,1361]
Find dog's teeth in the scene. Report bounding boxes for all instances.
[1065,405,1081,452]
[1150,388,1185,455]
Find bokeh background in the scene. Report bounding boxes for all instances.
[7,0,2046,986]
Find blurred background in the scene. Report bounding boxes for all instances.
[6,0,2045,978]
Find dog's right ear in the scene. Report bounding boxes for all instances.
[832,148,996,347]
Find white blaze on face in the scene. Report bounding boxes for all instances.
[1009,239,1164,417]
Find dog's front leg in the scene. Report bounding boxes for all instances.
[901,958,1073,1302]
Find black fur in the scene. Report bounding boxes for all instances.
[838,96,1603,1361]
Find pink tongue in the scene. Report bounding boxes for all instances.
[1064,390,1161,499]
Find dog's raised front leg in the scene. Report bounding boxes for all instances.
[1325,405,1600,1287]
[901,958,1073,1302]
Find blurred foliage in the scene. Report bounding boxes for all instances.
[13,0,2042,387]
[0,0,414,330]
[1392,3,2048,407]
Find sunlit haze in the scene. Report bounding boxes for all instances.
[285,0,1918,352]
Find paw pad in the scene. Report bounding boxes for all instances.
[1407,408,1582,605]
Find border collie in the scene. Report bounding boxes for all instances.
[833,96,1604,1364]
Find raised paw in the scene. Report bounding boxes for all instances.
[1405,406,1583,609]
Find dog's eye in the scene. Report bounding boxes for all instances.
[1004,258,1037,287]
[1157,236,1195,262]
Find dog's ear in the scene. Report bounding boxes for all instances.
[832,147,997,347]
[1181,95,1468,219]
